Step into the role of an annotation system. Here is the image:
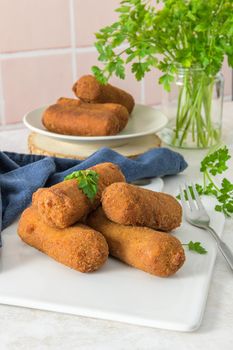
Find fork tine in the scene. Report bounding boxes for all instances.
[191,183,207,212]
[185,183,196,211]
[179,185,189,215]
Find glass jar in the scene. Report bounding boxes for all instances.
[160,67,224,149]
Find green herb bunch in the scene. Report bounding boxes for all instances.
[92,0,233,148]
[178,146,233,217]
[64,170,99,201]
[92,0,233,90]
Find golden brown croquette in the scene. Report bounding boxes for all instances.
[101,182,182,232]
[42,102,121,136]
[57,97,129,131]
[87,207,185,277]
[72,75,135,114]
[33,163,126,229]
[18,207,109,273]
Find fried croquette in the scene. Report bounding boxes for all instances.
[72,75,135,114]
[57,97,82,106]
[57,97,129,131]
[33,163,126,229]
[42,102,121,136]
[87,207,185,277]
[18,207,109,273]
[101,182,182,232]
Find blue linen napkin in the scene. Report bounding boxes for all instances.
[0,147,187,244]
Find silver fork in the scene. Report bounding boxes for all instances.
[180,183,233,271]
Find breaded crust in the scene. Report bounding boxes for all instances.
[87,207,185,277]
[33,162,126,229]
[42,103,120,136]
[57,97,129,130]
[101,182,182,232]
[18,207,109,273]
[72,75,135,114]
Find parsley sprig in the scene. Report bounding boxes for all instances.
[64,170,99,201]
[183,241,207,254]
[92,0,233,148]
[178,146,233,217]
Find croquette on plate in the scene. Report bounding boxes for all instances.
[72,75,135,114]
[101,182,182,232]
[42,102,121,136]
[57,97,129,131]
[87,207,185,277]
[18,206,109,273]
[33,163,126,229]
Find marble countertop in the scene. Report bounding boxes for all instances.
[1,103,233,349]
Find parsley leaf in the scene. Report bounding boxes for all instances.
[183,241,208,254]
[215,178,233,217]
[200,146,230,175]
[64,170,99,201]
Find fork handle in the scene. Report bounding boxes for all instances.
[207,227,233,271]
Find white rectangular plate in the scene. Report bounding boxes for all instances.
[0,196,224,332]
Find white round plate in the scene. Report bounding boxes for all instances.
[23,104,167,145]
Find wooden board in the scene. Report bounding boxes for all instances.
[28,133,161,159]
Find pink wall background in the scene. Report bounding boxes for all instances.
[0,0,232,125]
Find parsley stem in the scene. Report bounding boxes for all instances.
[215,0,224,16]
[205,171,220,192]
[203,172,207,190]
[170,71,221,148]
